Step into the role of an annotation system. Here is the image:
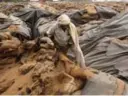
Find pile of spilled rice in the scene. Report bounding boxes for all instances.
[1,2,128,95]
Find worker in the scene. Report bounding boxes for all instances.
[46,14,86,68]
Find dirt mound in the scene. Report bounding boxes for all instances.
[1,2,128,95]
[47,2,127,12]
[0,34,83,95]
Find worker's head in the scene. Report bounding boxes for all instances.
[57,14,71,26]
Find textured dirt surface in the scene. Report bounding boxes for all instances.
[0,2,128,95]
[0,35,83,95]
[46,2,128,12]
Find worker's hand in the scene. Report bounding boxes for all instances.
[40,37,54,47]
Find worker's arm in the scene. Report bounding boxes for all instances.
[46,23,57,37]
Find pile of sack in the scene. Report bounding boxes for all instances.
[1,2,128,95]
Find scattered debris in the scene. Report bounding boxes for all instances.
[0,2,128,95]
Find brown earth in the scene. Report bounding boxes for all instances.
[0,35,83,95]
[0,2,128,95]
